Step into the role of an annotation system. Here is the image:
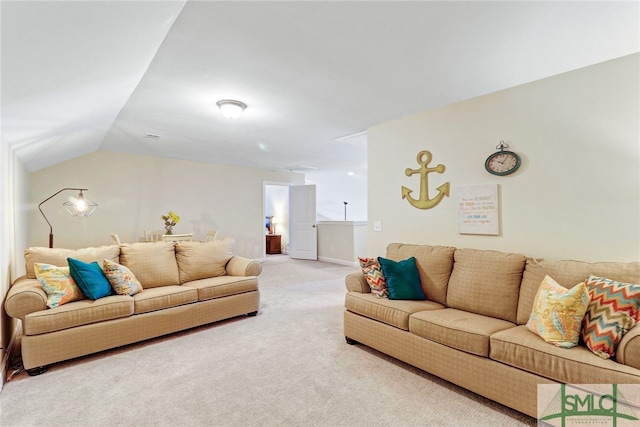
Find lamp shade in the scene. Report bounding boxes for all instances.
[63,190,97,216]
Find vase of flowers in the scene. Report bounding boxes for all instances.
[161,211,180,235]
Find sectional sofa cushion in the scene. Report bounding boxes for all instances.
[447,249,526,323]
[345,292,443,330]
[119,242,180,288]
[385,243,455,305]
[517,258,640,325]
[185,276,259,301]
[24,295,133,336]
[409,308,515,357]
[490,325,640,385]
[34,263,84,308]
[132,286,198,314]
[25,245,120,279]
[174,239,235,284]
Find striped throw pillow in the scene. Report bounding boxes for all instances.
[581,275,640,359]
[358,257,388,298]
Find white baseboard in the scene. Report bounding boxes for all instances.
[318,256,359,267]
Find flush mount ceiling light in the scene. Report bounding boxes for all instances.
[216,99,247,119]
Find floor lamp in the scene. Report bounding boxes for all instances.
[38,188,98,248]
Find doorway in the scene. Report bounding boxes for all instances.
[264,183,290,257]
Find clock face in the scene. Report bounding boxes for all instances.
[485,151,521,176]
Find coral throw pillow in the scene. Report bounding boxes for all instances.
[358,257,388,298]
[581,275,640,359]
[526,275,589,348]
[103,259,143,296]
[34,263,84,308]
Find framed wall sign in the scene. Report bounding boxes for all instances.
[457,184,499,235]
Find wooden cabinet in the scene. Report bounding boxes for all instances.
[266,234,281,254]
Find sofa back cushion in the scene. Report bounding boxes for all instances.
[25,245,120,279]
[385,243,455,305]
[174,238,235,284]
[119,242,180,288]
[517,258,640,325]
[447,249,526,323]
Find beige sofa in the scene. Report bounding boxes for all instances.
[344,243,640,418]
[5,239,261,374]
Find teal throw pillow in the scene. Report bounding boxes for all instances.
[67,257,112,300]
[377,256,426,300]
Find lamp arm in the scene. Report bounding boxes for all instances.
[38,187,87,248]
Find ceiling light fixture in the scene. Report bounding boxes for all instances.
[216,99,247,119]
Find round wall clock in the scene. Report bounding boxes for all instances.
[484,141,521,176]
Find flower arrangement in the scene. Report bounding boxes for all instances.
[161,210,180,235]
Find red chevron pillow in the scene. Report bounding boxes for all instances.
[581,275,640,359]
[358,257,388,298]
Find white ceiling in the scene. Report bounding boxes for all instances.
[3,1,639,176]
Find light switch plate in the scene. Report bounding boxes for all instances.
[374,221,382,232]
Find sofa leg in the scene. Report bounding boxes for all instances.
[247,311,258,317]
[346,337,358,345]
[26,366,48,376]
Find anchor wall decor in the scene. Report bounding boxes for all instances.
[401,150,450,210]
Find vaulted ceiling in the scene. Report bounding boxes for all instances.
[3,1,639,177]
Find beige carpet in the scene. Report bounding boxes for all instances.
[0,255,535,426]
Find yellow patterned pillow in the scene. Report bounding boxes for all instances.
[103,259,143,296]
[34,263,84,308]
[526,275,589,348]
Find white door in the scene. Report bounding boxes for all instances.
[289,185,317,260]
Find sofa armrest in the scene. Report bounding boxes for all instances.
[346,272,370,293]
[226,256,262,277]
[5,276,47,321]
[616,323,640,370]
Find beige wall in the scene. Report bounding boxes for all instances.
[28,150,304,259]
[367,54,639,262]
